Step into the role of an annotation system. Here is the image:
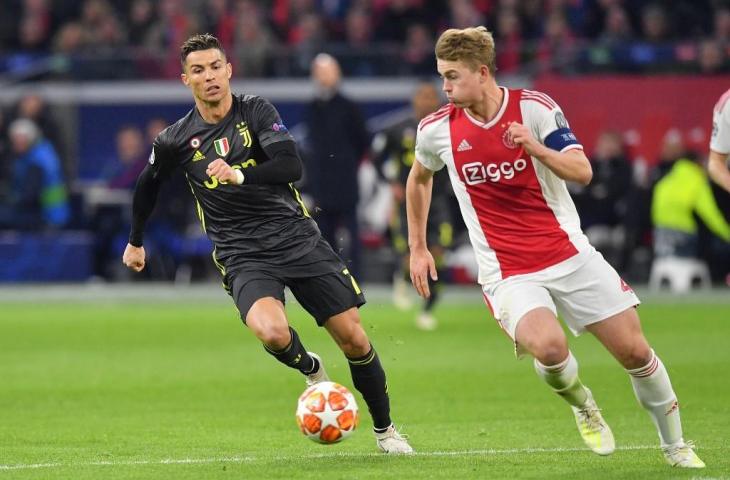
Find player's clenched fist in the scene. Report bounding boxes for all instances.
[206,158,237,184]
[123,243,146,272]
[507,121,544,157]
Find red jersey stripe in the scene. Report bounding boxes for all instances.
[419,109,450,131]
[521,95,555,111]
[523,90,558,108]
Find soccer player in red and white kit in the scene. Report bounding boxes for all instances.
[406,26,704,469]
[709,88,730,193]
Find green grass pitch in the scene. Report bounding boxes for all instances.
[1,289,728,479]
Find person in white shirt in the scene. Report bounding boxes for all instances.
[709,88,730,193]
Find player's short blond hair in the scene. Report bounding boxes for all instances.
[435,26,496,74]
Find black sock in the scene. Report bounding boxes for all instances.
[347,345,391,430]
[263,327,316,374]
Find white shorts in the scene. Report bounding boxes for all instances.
[482,248,640,352]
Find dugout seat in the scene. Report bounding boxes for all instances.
[648,256,711,293]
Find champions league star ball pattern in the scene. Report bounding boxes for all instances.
[296,381,359,444]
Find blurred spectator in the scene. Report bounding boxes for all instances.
[232,1,277,78]
[599,5,634,46]
[127,0,156,46]
[399,23,434,75]
[641,3,671,43]
[0,109,9,182]
[376,0,428,43]
[102,125,147,189]
[202,0,235,51]
[12,94,69,181]
[145,117,168,145]
[145,0,201,77]
[303,53,370,278]
[0,119,69,230]
[289,12,328,74]
[271,0,317,43]
[18,0,53,52]
[80,0,126,51]
[573,130,633,267]
[651,128,686,185]
[651,154,730,259]
[713,6,730,43]
[535,9,577,74]
[494,7,523,73]
[338,6,377,76]
[52,22,88,55]
[447,0,485,31]
[696,39,729,74]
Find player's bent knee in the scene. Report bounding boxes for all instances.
[337,328,370,357]
[332,323,370,357]
[618,340,653,370]
[256,324,291,350]
[531,337,569,366]
[247,315,291,349]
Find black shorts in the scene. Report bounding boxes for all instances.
[224,238,366,325]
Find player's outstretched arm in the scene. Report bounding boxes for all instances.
[406,161,437,298]
[507,122,592,185]
[708,149,730,193]
[124,164,163,272]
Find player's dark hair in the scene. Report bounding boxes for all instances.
[180,33,226,68]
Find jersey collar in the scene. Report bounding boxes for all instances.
[463,86,508,130]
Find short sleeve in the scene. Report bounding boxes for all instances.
[415,124,445,171]
[521,91,582,153]
[710,96,730,154]
[249,96,295,148]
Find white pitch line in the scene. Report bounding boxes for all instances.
[0,444,703,471]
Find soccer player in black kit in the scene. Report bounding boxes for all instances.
[122,34,413,454]
[372,82,454,331]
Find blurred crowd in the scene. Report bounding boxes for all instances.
[1,84,729,285]
[1,0,730,80]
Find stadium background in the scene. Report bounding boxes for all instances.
[1,2,730,478]
[1,0,729,285]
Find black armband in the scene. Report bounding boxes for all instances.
[128,164,163,247]
[244,140,303,185]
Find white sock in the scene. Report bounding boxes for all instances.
[534,351,588,408]
[627,350,683,447]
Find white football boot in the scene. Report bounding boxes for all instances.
[374,425,414,454]
[305,352,329,386]
[663,441,705,468]
[392,275,413,310]
[415,312,437,331]
[570,388,615,455]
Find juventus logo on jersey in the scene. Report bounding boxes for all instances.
[237,122,253,148]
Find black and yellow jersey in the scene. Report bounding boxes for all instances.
[147,93,319,271]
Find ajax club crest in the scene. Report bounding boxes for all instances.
[502,129,517,149]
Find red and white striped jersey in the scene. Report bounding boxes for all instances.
[711,88,730,154]
[415,87,591,286]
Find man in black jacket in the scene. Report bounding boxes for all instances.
[304,54,370,278]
